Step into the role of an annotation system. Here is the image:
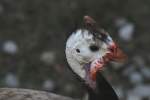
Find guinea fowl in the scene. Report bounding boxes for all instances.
[65,16,127,100]
[0,16,127,100]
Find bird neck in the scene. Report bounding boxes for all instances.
[87,72,119,100]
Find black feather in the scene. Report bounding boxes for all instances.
[87,72,119,100]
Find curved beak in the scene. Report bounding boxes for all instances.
[83,15,127,62]
[83,16,127,81]
[89,43,127,81]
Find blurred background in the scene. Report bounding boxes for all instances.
[0,0,150,100]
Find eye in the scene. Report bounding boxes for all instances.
[76,49,80,53]
[89,45,99,52]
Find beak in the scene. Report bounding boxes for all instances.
[108,44,127,63]
[83,15,127,63]
[83,16,127,80]
[104,36,127,63]
[89,41,127,81]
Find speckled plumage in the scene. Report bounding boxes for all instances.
[0,88,75,100]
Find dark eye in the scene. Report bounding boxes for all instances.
[89,45,99,52]
[76,49,80,53]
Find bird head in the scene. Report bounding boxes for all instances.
[65,16,127,89]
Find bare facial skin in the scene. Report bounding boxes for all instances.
[65,16,127,89]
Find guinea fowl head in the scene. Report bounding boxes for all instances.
[65,16,127,99]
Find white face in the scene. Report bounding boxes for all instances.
[65,29,109,79]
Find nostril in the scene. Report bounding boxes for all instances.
[76,49,80,53]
